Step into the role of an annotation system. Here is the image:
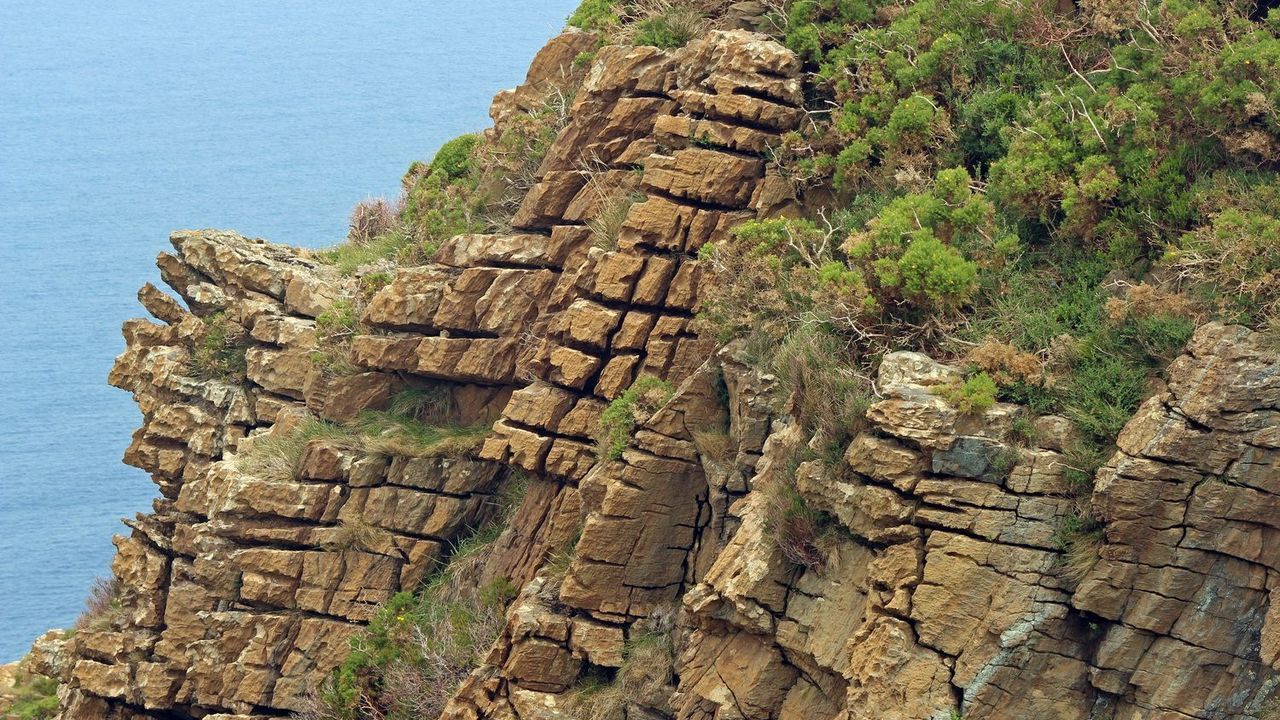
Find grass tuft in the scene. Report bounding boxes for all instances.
[189,312,248,382]
[75,576,123,632]
[596,376,675,460]
[236,419,356,482]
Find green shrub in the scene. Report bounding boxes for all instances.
[763,0,1279,338]
[1062,314,1194,443]
[597,376,675,459]
[699,169,998,348]
[1010,416,1039,446]
[1171,173,1280,328]
[630,5,703,49]
[568,0,621,32]
[189,312,248,382]
[316,300,357,340]
[6,674,60,720]
[933,372,998,415]
[429,134,479,182]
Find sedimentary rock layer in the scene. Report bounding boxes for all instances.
[38,23,1280,720]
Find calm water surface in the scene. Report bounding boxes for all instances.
[0,0,577,660]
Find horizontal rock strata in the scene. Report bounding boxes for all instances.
[37,22,1280,720]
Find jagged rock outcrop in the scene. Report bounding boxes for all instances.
[35,20,1280,720]
[1072,324,1280,718]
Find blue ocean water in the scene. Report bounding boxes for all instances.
[0,0,577,661]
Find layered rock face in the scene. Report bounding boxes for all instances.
[38,24,1280,720]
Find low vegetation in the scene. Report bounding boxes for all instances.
[75,576,123,632]
[189,312,248,382]
[596,376,675,459]
[235,417,357,482]
[322,85,574,275]
[762,446,841,571]
[0,578,126,719]
[768,479,835,570]
[567,609,677,720]
[235,387,490,482]
[1055,513,1106,583]
[767,328,872,462]
[932,372,998,416]
[586,181,645,251]
[569,0,707,48]
[300,479,526,720]
[311,299,361,376]
[3,673,59,720]
[692,425,735,462]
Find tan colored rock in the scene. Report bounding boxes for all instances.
[654,114,775,154]
[643,149,763,207]
[362,266,454,329]
[490,28,598,127]
[245,346,312,400]
[307,371,396,423]
[71,28,1280,720]
[138,282,187,324]
[670,90,804,131]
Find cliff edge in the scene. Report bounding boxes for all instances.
[11,5,1280,720]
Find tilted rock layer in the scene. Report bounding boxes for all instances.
[38,25,1280,720]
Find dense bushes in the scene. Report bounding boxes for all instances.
[697,0,1277,488]
[1170,173,1280,329]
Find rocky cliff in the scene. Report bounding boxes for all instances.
[20,18,1280,720]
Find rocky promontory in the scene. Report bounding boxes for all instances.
[8,5,1280,720]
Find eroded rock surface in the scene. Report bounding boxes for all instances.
[40,23,1280,720]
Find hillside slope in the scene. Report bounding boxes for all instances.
[9,2,1280,719]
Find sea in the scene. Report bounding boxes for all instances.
[0,0,578,661]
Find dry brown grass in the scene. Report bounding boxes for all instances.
[75,576,123,632]
[967,339,1044,386]
[567,608,677,720]
[235,420,357,482]
[322,517,397,554]
[1062,527,1105,584]
[236,412,489,485]
[769,328,872,460]
[692,426,735,463]
[587,184,644,251]
[347,197,402,246]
